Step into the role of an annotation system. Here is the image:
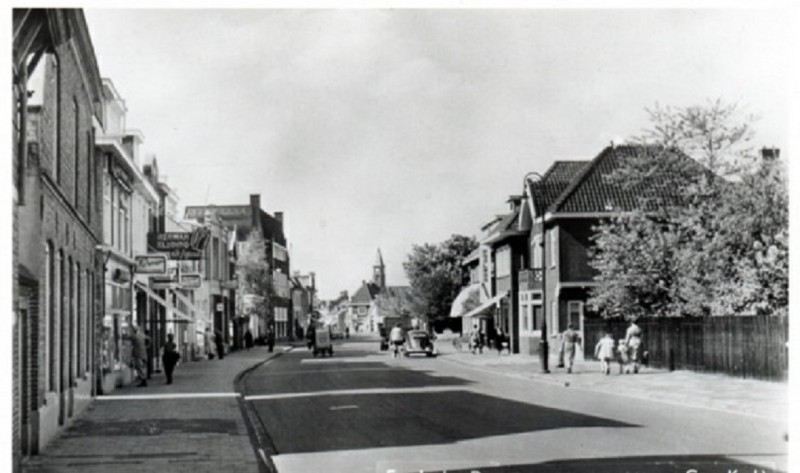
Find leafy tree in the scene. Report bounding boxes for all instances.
[235,230,273,324]
[403,234,478,325]
[589,100,787,318]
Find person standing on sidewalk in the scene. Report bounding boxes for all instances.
[624,319,643,373]
[594,331,615,375]
[244,329,254,350]
[162,333,180,385]
[266,325,276,353]
[559,324,582,373]
[128,326,149,387]
[215,330,225,360]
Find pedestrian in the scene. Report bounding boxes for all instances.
[244,329,254,350]
[162,333,180,384]
[594,331,616,375]
[389,323,405,358]
[215,330,225,360]
[470,324,484,354]
[345,327,350,339]
[559,324,582,374]
[126,326,149,387]
[205,327,216,360]
[616,338,629,374]
[495,327,507,355]
[624,319,643,374]
[306,323,316,350]
[266,325,275,353]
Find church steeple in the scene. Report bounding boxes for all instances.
[373,248,386,290]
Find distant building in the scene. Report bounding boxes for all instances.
[185,194,290,342]
[348,249,411,333]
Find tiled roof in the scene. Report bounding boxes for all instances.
[550,145,704,214]
[527,160,590,215]
[351,282,380,304]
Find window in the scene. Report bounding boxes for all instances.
[482,249,489,283]
[50,55,61,183]
[495,247,511,278]
[45,242,54,391]
[86,130,93,222]
[75,263,81,382]
[550,230,557,268]
[103,172,111,240]
[567,301,583,331]
[531,235,543,268]
[73,98,79,205]
[521,304,529,332]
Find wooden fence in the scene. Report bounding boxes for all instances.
[582,316,788,381]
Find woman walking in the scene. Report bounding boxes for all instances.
[162,333,180,385]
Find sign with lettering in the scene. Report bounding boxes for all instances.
[150,274,177,290]
[148,228,212,260]
[135,255,168,275]
[220,280,239,290]
[180,273,202,289]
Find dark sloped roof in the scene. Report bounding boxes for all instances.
[351,282,381,304]
[551,145,703,214]
[527,160,590,215]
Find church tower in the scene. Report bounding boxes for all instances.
[373,248,386,290]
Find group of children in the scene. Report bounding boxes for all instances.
[594,320,645,375]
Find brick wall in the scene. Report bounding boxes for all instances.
[17,11,104,455]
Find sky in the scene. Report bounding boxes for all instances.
[77,7,792,300]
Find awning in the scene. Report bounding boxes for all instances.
[135,281,193,322]
[461,291,508,319]
[449,284,481,318]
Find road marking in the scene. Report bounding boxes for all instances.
[244,386,462,401]
[329,405,359,410]
[261,368,397,376]
[96,393,240,400]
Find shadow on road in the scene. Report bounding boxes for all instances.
[252,390,635,453]
[424,454,785,473]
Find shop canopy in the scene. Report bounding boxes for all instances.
[460,291,508,319]
[449,284,481,318]
[135,281,193,323]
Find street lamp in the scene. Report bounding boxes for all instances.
[523,172,550,374]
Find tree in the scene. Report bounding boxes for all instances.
[235,230,273,327]
[588,100,787,318]
[403,234,478,325]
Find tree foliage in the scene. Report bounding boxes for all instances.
[588,100,787,318]
[403,234,478,324]
[235,230,273,321]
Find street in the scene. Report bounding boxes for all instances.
[242,337,787,473]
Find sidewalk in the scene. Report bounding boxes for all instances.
[437,337,788,423]
[22,345,286,473]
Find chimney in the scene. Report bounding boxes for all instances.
[275,211,283,223]
[250,194,260,233]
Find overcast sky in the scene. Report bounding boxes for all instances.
[81,8,791,300]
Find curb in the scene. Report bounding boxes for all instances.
[233,348,292,473]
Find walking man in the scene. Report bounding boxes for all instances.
[624,319,643,373]
[559,324,582,373]
[129,326,149,387]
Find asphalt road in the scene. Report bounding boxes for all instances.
[242,337,787,473]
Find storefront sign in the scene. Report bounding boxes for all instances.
[216,302,224,312]
[135,255,167,275]
[220,280,238,290]
[180,273,202,289]
[148,228,212,260]
[150,274,178,290]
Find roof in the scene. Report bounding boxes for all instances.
[183,205,286,245]
[550,145,702,214]
[351,282,381,304]
[527,160,590,215]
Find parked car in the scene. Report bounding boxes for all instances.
[404,330,437,357]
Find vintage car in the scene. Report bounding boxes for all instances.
[404,330,437,357]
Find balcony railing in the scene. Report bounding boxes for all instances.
[518,268,543,291]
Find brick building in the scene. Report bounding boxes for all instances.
[13,9,105,467]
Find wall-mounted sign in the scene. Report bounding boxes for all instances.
[180,273,202,289]
[148,227,212,260]
[216,303,224,312]
[135,255,167,275]
[149,275,177,290]
[220,280,239,290]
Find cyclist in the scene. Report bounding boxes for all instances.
[389,323,405,358]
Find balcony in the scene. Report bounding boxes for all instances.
[518,268,543,291]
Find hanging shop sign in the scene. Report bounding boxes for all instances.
[135,254,168,275]
[148,227,212,260]
[180,273,202,289]
[150,269,178,290]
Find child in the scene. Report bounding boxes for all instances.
[617,338,629,374]
[594,331,616,375]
